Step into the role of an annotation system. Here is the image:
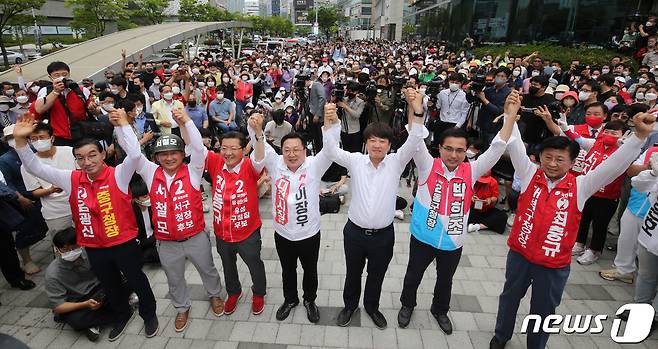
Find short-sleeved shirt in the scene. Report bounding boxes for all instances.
[209,99,234,121]
[45,253,99,309]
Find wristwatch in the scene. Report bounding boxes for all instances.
[414,111,424,117]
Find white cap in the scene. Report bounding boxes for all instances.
[2,124,15,140]
[361,68,370,75]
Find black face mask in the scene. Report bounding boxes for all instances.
[529,86,540,95]
[376,85,387,90]
[188,101,197,108]
[347,92,356,99]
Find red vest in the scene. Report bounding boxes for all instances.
[235,81,253,102]
[573,124,598,138]
[149,164,205,241]
[69,166,138,248]
[206,152,262,242]
[508,169,582,268]
[34,91,88,140]
[571,139,624,200]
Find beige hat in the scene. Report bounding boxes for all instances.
[2,124,15,141]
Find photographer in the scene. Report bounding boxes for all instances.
[34,61,92,146]
[338,82,366,153]
[519,75,556,149]
[369,75,394,126]
[304,75,326,154]
[473,67,512,144]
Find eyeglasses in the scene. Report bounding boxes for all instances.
[220,146,243,152]
[441,146,466,155]
[283,148,305,155]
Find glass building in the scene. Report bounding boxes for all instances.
[404,0,657,44]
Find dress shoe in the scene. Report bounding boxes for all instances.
[336,307,355,327]
[210,296,225,316]
[366,310,387,330]
[304,300,320,323]
[144,315,159,338]
[276,301,299,321]
[489,336,507,349]
[10,279,35,290]
[397,306,413,328]
[431,310,453,334]
[174,309,190,332]
[84,326,100,342]
[108,310,134,342]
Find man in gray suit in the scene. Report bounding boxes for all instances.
[305,77,327,154]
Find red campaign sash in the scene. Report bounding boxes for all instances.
[275,178,290,225]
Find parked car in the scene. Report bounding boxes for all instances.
[3,50,27,64]
[144,52,179,64]
[253,35,262,43]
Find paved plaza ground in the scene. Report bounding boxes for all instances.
[0,182,657,349]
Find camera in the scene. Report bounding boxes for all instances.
[364,80,378,100]
[470,71,488,92]
[391,75,407,88]
[61,78,79,90]
[295,73,311,89]
[333,81,347,100]
[426,75,444,98]
[546,101,563,121]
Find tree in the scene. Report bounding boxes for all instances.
[65,0,130,38]
[0,0,46,68]
[264,16,295,37]
[402,23,415,39]
[131,0,168,25]
[179,0,234,22]
[307,5,347,40]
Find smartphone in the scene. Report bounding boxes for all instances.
[520,107,535,113]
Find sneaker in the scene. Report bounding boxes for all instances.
[339,195,345,204]
[599,268,634,284]
[108,310,134,342]
[174,309,189,332]
[144,316,159,338]
[572,242,585,256]
[467,224,480,233]
[577,249,601,265]
[84,326,100,342]
[506,213,516,227]
[252,295,265,315]
[224,292,242,315]
[394,210,404,220]
[210,296,225,316]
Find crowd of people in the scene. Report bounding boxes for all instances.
[1,37,658,349]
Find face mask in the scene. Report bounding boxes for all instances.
[30,86,40,93]
[636,92,645,100]
[602,68,610,74]
[0,104,9,112]
[578,91,592,101]
[192,68,200,75]
[646,92,658,101]
[449,83,460,92]
[554,92,564,100]
[222,77,230,83]
[7,139,16,148]
[207,81,216,87]
[592,75,599,80]
[647,21,654,27]
[33,139,53,152]
[465,150,477,159]
[163,92,173,100]
[494,77,506,85]
[188,100,197,107]
[585,115,604,128]
[419,88,427,95]
[60,248,83,262]
[101,103,114,112]
[513,70,521,77]
[639,78,648,85]
[531,70,540,77]
[601,133,619,147]
[395,64,401,69]
[110,88,119,95]
[135,107,143,114]
[604,101,617,110]
[529,86,540,95]
[198,82,206,88]
[242,77,249,82]
[216,93,224,100]
[172,86,181,94]
[16,95,28,104]
[5,89,14,96]
[563,98,576,107]
[153,79,161,84]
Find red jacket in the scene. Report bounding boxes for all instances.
[206,152,262,242]
[150,164,205,241]
[69,166,138,248]
[31,90,90,140]
[508,169,582,268]
[472,175,499,212]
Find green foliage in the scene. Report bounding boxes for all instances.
[117,18,139,31]
[296,25,311,36]
[307,5,347,39]
[473,44,633,69]
[0,0,47,67]
[402,23,415,39]
[179,0,234,22]
[131,0,168,25]
[65,0,130,37]
[256,16,295,37]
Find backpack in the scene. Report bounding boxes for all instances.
[319,194,341,214]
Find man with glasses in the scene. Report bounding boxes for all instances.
[12,110,159,342]
[205,129,267,316]
[397,93,517,333]
[249,105,337,323]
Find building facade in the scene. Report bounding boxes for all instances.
[371,0,404,40]
[244,0,260,15]
[294,0,315,26]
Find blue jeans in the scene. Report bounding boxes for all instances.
[494,250,570,349]
[635,245,658,321]
[216,121,238,133]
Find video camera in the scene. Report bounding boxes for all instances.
[470,68,488,92]
[425,75,445,98]
[332,80,347,100]
[363,80,378,100]
[391,75,407,89]
[295,73,311,89]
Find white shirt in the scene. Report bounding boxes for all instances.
[37,86,91,100]
[253,139,333,241]
[324,121,426,229]
[21,146,77,220]
[434,88,470,127]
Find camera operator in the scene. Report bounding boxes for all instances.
[430,73,470,143]
[337,82,366,153]
[34,61,93,146]
[369,75,394,126]
[304,74,326,154]
[519,75,556,150]
[472,67,512,144]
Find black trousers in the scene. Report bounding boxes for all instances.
[469,208,508,234]
[274,232,321,304]
[0,230,24,285]
[342,219,394,313]
[400,235,463,314]
[86,240,157,323]
[59,286,117,330]
[310,120,323,155]
[576,196,619,252]
[341,131,363,153]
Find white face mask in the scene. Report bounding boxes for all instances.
[163,92,173,100]
[33,139,53,152]
[578,91,592,101]
[465,150,477,159]
[419,88,427,95]
[139,198,151,207]
[0,104,9,112]
[30,86,40,93]
[16,95,29,104]
[110,88,119,95]
[513,70,521,77]
[645,92,657,101]
[242,77,249,82]
[101,103,114,112]
[5,89,14,96]
[192,68,200,75]
[449,83,460,92]
[153,79,161,84]
[554,93,564,100]
[222,77,230,83]
[216,93,224,100]
[639,78,648,85]
[198,81,206,88]
[7,139,16,148]
[207,81,216,87]
[60,248,83,262]
[602,68,610,74]
[636,92,645,101]
[172,86,181,94]
[531,70,540,77]
[135,107,143,114]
